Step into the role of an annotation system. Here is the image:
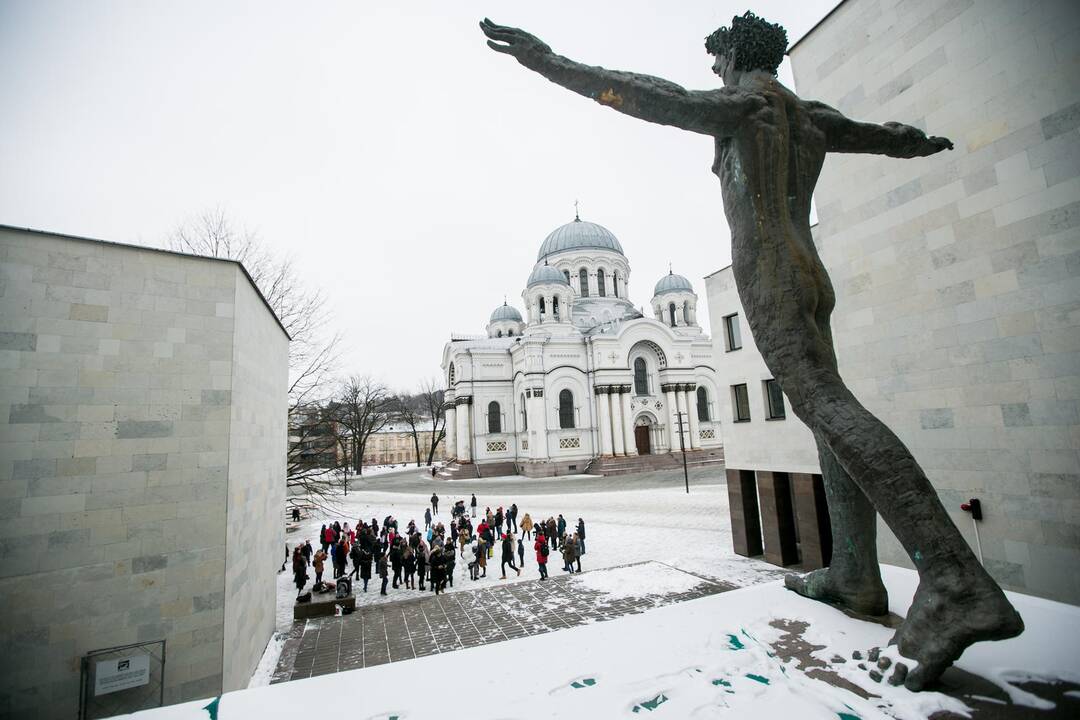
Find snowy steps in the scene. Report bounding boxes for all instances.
[591,449,725,476]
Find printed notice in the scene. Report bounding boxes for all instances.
[95,655,150,696]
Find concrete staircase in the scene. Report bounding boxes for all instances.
[435,460,520,480]
[590,447,726,477]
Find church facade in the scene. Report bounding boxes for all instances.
[440,216,723,476]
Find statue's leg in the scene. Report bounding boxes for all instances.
[791,370,1023,690]
[784,437,887,615]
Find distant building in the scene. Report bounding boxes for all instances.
[440,215,724,477]
[362,420,446,467]
[705,0,1080,604]
[0,225,289,717]
[289,404,342,468]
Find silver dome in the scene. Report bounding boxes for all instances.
[537,218,624,261]
[653,271,694,296]
[489,302,523,323]
[527,263,571,287]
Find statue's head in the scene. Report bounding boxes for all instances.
[705,11,787,80]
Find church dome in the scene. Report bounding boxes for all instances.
[654,270,694,296]
[489,302,523,323]
[537,218,624,261]
[527,263,570,287]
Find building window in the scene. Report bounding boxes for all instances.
[553,296,560,322]
[508,329,514,337]
[539,296,546,321]
[696,386,710,422]
[488,401,502,433]
[613,271,620,298]
[634,358,649,396]
[563,269,571,284]
[668,302,677,327]
[448,363,455,385]
[520,393,527,431]
[558,389,575,429]
[732,383,750,422]
[683,301,690,324]
[597,269,606,297]
[579,268,589,297]
[496,330,502,337]
[765,379,786,420]
[724,314,742,351]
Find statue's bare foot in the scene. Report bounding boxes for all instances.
[892,572,1023,691]
[785,567,888,616]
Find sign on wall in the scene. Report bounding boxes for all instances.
[95,654,150,696]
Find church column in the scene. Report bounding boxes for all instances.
[528,388,549,460]
[686,384,702,449]
[662,383,679,453]
[595,386,613,456]
[444,402,457,460]
[620,387,637,456]
[610,388,625,456]
[456,397,472,462]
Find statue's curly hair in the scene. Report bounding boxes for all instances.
[705,11,787,76]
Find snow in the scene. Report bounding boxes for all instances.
[122,564,1080,720]
[572,562,705,600]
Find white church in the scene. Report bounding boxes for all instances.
[440,214,724,477]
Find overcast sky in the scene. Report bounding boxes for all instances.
[0,0,836,390]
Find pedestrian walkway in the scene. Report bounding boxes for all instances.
[272,562,734,683]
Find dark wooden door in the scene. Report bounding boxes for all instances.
[634,425,651,455]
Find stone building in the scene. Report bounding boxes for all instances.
[361,420,446,467]
[0,225,289,717]
[705,0,1080,604]
[440,215,723,477]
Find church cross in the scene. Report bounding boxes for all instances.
[608,351,618,364]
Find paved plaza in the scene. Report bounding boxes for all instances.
[272,562,734,683]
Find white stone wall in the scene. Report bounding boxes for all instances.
[222,270,287,691]
[704,267,820,474]
[786,0,1080,603]
[0,227,287,717]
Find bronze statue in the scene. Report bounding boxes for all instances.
[481,12,1022,690]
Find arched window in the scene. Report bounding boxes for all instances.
[613,271,620,298]
[563,270,571,284]
[668,303,677,327]
[697,386,710,422]
[487,401,501,433]
[558,389,575,429]
[497,330,503,337]
[597,269,606,297]
[520,393,527,431]
[539,297,546,321]
[634,358,649,396]
[507,329,514,337]
[683,301,691,324]
[579,268,589,297]
[552,296,560,322]
[448,363,455,385]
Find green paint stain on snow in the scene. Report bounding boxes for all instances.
[632,694,669,712]
[571,678,597,689]
[202,697,220,720]
[838,713,861,720]
[746,673,770,685]
[726,633,745,650]
[712,678,732,687]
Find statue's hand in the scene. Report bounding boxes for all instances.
[480,18,552,61]
[884,122,953,157]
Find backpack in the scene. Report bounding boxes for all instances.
[540,544,549,558]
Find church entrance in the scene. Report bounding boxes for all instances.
[634,426,651,455]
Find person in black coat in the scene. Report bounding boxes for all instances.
[390,538,404,588]
[500,532,520,579]
[292,547,308,598]
[349,542,362,580]
[577,518,586,555]
[359,547,373,592]
[443,539,456,588]
[301,540,313,565]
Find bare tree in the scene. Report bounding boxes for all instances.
[286,403,342,515]
[392,393,424,467]
[418,378,446,466]
[335,375,394,475]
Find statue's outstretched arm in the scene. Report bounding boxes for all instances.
[481,19,749,136]
[807,101,953,158]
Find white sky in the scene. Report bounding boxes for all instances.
[0,0,836,390]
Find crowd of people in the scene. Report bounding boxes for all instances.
[289,492,587,601]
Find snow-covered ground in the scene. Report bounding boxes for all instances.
[126,564,1080,720]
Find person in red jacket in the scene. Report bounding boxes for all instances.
[534,532,549,580]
